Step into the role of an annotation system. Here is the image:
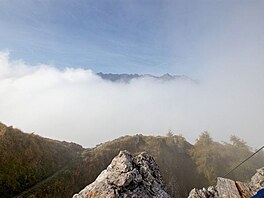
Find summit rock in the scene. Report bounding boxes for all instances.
[73,150,171,198]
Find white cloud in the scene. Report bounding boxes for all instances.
[0,51,264,148]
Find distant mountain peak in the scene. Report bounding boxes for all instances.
[96,72,192,83]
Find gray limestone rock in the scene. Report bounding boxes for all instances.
[188,186,218,198]
[188,167,264,198]
[250,167,264,192]
[73,150,171,198]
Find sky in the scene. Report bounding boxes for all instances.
[0,0,264,148]
[1,0,255,76]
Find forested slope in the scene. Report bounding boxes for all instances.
[0,123,263,198]
[0,123,83,198]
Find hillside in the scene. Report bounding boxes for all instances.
[16,134,204,198]
[0,123,83,198]
[0,123,263,198]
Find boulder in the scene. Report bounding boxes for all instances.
[188,186,218,198]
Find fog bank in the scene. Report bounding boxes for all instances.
[0,50,263,148]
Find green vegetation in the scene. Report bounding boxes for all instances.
[0,123,83,198]
[0,123,263,198]
[190,132,264,184]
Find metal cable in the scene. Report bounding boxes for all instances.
[223,145,264,178]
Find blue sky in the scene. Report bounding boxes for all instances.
[0,0,263,76]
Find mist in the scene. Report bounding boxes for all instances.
[0,47,263,148]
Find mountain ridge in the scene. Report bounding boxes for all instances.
[0,123,203,198]
[96,72,193,83]
[1,122,264,198]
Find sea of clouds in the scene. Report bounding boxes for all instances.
[0,49,263,148]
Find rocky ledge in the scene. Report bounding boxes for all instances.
[188,167,264,198]
[73,150,171,198]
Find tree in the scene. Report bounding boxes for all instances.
[166,129,174,137]
[190,132,219,184]
[230,135,249,150]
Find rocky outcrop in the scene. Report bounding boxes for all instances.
[250,167,264,193]
[188,167,264,198]
[188,186,218,198]
[73,150,171,198]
